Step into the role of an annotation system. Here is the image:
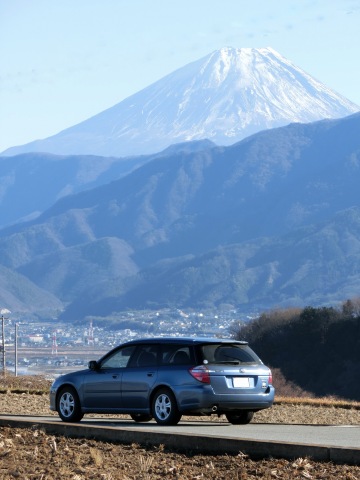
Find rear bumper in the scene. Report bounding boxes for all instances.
[175,385,275,414]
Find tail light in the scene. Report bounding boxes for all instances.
[189,365,210,384]
[268,369,273,385]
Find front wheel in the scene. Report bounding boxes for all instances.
[57,386,83,422]
[152,388,182,425]
[225,411,254,425]
[130,414,153,423]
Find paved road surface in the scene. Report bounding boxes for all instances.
[42,416,360,449]
[0,415,359,464]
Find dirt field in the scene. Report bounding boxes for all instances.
[0,376,359,479]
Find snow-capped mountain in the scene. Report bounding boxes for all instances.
[3,47,359,157]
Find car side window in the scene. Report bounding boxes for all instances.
[171,348,191,365]
[129,345,159,367]
[160,346,192,365]
[101,346,136,369]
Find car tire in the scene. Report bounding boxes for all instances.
[152,388,182,425]
[57,386,83,422]
[225,411,254,425]
[130,414,153,422]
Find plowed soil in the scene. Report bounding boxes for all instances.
[0,376,359,479]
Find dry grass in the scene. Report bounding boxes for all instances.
[276,395,360,409]
[0,425,359,479]
[0,373,52,394]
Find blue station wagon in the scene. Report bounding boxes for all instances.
[50,337,275,425]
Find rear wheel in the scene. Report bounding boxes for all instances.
[225,411,254,425]
[57,386,83,422]
[130,414,153,423]
[152,388,182,425]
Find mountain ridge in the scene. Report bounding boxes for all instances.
[0,141,215,230]
[3,47,359,157]
[1,113,360,318]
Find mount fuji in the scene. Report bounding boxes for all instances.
[3,47,359,157]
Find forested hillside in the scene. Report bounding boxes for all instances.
[233,298,360,400]
[2,113,360,319]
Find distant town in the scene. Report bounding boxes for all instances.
[1,309,254,378]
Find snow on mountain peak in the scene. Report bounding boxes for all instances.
[3,47,359,157]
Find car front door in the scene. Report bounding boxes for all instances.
[82,345,136,410]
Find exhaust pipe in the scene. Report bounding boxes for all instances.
[212,405,218,412]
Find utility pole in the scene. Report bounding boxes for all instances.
[15,323,18,377]
[0,309,11,377]
[1,315,5,376]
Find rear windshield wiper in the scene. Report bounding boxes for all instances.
[214,360,240,365]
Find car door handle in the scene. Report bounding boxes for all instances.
[147,372,154,377]
[112,374,119,379]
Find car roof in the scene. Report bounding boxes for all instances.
[121,337,248,346]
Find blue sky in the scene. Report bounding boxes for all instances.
[1,0,359,153]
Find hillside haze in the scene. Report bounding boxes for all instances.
[1,113,360,319]
[0,152,152,229]
[3,47,359,157]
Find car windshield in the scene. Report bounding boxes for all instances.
[201,344,260,365]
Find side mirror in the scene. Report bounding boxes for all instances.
[88,360,99,371]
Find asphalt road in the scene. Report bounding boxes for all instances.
[0,415,359,464]
[28,416,360,448]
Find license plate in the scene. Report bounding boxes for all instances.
[233,377,250,388]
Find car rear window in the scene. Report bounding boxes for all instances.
[200,344,261,365]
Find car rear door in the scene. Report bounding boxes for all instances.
[121,345,159,410]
